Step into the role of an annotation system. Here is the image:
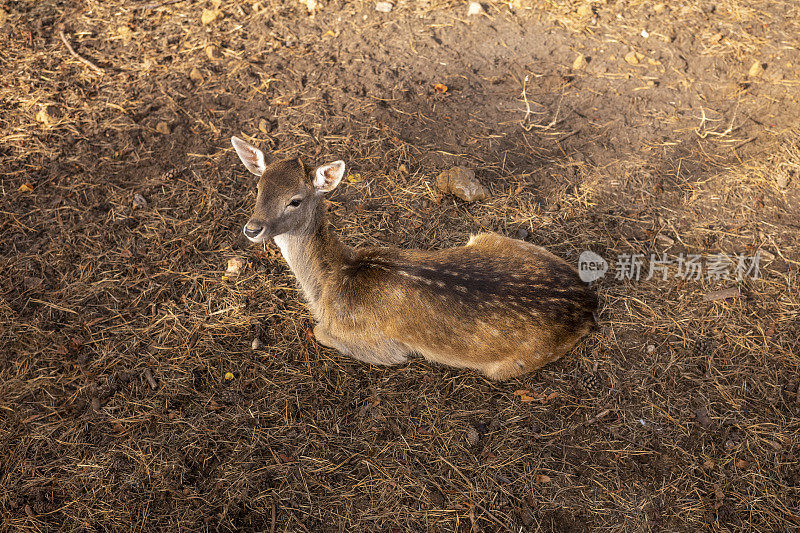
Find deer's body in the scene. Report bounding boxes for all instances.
[232,137,596,380]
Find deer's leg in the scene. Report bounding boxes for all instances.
[313,324,409,366]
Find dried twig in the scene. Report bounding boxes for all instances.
[58,29,104,75]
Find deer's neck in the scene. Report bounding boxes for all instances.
[272,202,347,319]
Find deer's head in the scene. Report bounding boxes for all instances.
[232,136,345,243]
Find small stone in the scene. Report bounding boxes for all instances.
[156,121,170,135]
[133,193,148,209]
[748,61,765,78]
[91,397,101,412]
[201,9,221,25]
[205,44,220,60]
[436,167,488,202]
[640,29,649,38]
[227,256,246,276]
[695,407,713,429]
[466,426,480,446]
[652,3,666,14]
[777,172,790,189]
[467,1,484,16]
[189,67,203,83]
[299,0,318,13]
[576,3,593,18]
[624,51,644,65]
[251,337,263,350]
[646,344,656,354]
[375,1,393,12]
[572,53,588,70]
[516,227,529,240]
[428,489,444,505]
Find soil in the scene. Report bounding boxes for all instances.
[1,0,799,531]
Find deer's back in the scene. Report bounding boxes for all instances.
[324,233,596,364]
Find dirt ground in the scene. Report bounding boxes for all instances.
[2,0,800,531]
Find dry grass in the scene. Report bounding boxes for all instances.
[1,0,799,531]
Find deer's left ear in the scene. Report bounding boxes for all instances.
[313,161,345,193]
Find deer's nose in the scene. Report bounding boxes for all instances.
[243,221,265,240]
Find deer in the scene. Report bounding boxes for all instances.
[232,136,597,380]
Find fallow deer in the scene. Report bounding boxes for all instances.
[232,136,597,380]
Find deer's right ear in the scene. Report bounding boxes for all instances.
[231,136,267,176]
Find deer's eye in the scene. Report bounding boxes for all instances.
[288,197,303,208]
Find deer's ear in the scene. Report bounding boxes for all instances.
[313,161,345,193]
[231,136,267,176]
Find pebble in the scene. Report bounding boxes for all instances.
[777,172,790,189]
[156,121,170,134]
[467,1,484,16]
[646,344,655,354]
[375,1,393,12]
[466,426,480,446]
[251,337,263,350]
[227,256,246,276]
[133,193,148,209]
[201,9,221,25]
[205,44,220,60]
[576,3,593,18]
[572,53,588,70]
[748,61,765,78]
[189,67,203,84]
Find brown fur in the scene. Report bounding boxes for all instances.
[233,139,597,380]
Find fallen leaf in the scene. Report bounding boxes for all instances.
[434,83,448,93]
[18,183,34,192]
[572,53,588,70]
[224,372,234,380]
[535,474,551,483]
[735,458,749,469]
[703,458,715,469]
[156,121,170,135]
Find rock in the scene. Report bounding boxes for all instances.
[299,0,318,13]
[189,67,203,83]
[646,344,655,354]
[205,44,220,60]
[572,53,588,70]
[777,172,790,189]
[748,61,765,78]
[624,51,644,65]
[156,121,170,134]
[695,407,713,429]
[201,9,221,25]
[576,3,593,18]
[132,193,148,209]
[251,337,263,350]
[375,1,393,12]
[466,426,480,446]
[435,167,488,202]
[467,1,484,16]
[227,256,246,276]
